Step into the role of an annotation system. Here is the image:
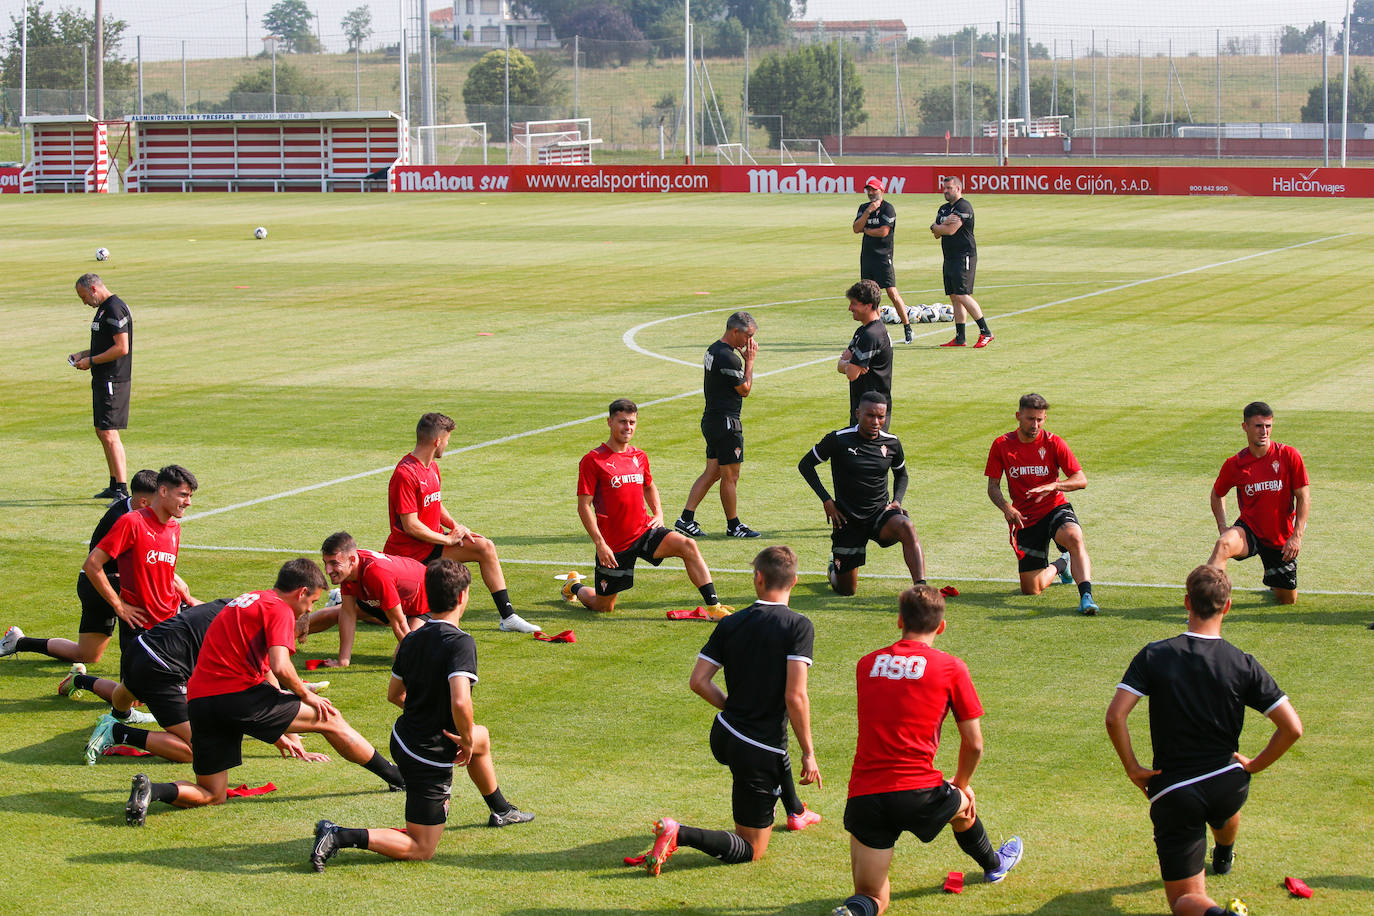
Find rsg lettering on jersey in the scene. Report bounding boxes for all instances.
[1243,479,1284,496]
[868,653,927,680]
[144,549,177,565]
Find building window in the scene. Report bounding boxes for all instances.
[536,24,552,40]
[466,0,473,12]
[480,0,499,14]
[479,26,499,42]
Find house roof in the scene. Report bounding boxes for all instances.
[789,20,908,32]
[431,7,453,23]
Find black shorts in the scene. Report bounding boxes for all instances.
[942,254,977,296]
[1149,766,1251,882]
[709,717,788,830]
[187,682,301,776]
[861,254,896,290]
[832,507,909,572]
[702,413,744,466]
[123,642,189,728]
[1233,519,1298,591]
[423,544,444,564]
[390,732,454,827]
[1016,503,1081,573]
[594,525,672,597]
[77,571,118,636]
[843,783,964,850]
[92,379,130,430]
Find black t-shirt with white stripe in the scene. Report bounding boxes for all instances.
[808,427,906,520]
[702,339,745,417]
[699,600,814,753]
[391,620,478,766]
[846,319,892,417]
[89,294,132,383]
[136,598,231,681]
[1118,632,1285,781]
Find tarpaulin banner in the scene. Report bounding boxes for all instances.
[0,167,22,194]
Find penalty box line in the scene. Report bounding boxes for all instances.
[178,545,1374,597]
[185,231,1351,525]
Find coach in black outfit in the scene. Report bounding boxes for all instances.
[799,393,925,597]
[853,176,912,343]
[68,273,133,500]
[1105,565,1303,916]
[836,280,892,430]
[931,177,994,348]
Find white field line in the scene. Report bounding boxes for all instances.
[186,232,1350,524]
[177,544,1374,596]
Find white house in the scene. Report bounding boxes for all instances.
[431,2,559,50]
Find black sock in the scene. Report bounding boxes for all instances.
[115,481,127,492]
[111,723,149,749]
[679,508,695,523]
[336,826,370,849]
[1214,842,1233,859]
[954,816,1000,872]
[841,895,879,916]
[108,476,116,488]
[362,750,404,788]
[1078,581,1093,598]
[1204,908,1227,916]
[954,322,967,342]
[698,583,719,605]
[73,674,99,691]
[491,589,515,620]
[482,788,510,813]
[726,517,741,531]
[150,781,179,804]
[779,758,804,817]
[677,825,754,864]
[976,317,991,334]
[14,637,50,656]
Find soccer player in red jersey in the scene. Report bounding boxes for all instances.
[384,412,539,634]
[985,394,1098,615]
[123,559,405,826]
[1207,402,1310,605]
[832,586,1022,916]
[567,399,731,618]
[304,532,432,668]
[81,465,199,633]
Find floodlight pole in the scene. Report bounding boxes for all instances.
[504,28,510,163]
[95,0,105,120]
[1341,0,1351,166]
[1018,0,1031,128]
[420,0,436,163]
[19,1,26,120]
[684,0,694,164]
[1323,23,1330,167]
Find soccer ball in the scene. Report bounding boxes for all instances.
[1224,899,1249,916]
[253,227,267,239]
[94,247,109,261]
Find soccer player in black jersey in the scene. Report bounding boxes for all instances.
[853,177,913,344]
[837,281,893,430]
[675,311,761,539]
[931,177,993,348]
[68,273,133,499]
[642,545,820,876]
[310,559,533,871]
[1,469,157,669]
[1105,566,1303,916]
[799,394,924,596]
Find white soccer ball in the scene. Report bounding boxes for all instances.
[253,227,268,239]
[95,247,110,261]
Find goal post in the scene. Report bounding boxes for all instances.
[413,123,489,165]
[779,138,833,165]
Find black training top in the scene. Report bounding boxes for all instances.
[699,601,814,753]
[88,495,137,577]
[935,197,976,259]
[391,619,478,767]
[799,426,908,519]
[846,319,892,418]
[703,339,746,417]
[857,199,896,261]
[136,598,231,681]
[89,294,132,383]
[1118,632,1286,783]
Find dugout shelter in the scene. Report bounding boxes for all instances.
[17,115,112,193]
[123,111,409,192]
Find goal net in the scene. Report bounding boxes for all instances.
[412,123,488,165]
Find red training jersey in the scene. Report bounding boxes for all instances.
[187,590,297,700]
[848,639,984,798]
[984,429,1082,526]
[94,506,182,626]
[342,549,430,617]
[577,444,654,553]
[384,453,444,562]
[1212,442,1308,547]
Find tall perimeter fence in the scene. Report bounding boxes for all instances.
[2,17,1370,164]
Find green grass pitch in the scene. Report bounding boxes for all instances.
[1,192,1371,915]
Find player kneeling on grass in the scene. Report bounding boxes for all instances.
[1105,566,1303,916]
[641,545,820,876]
[833,585,1022,916]
[984,393,1098,615]
[311,559,532,871]
[125,559,406,826]
[798,392,925,596]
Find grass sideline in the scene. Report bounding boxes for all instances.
[1,193,1372,915]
